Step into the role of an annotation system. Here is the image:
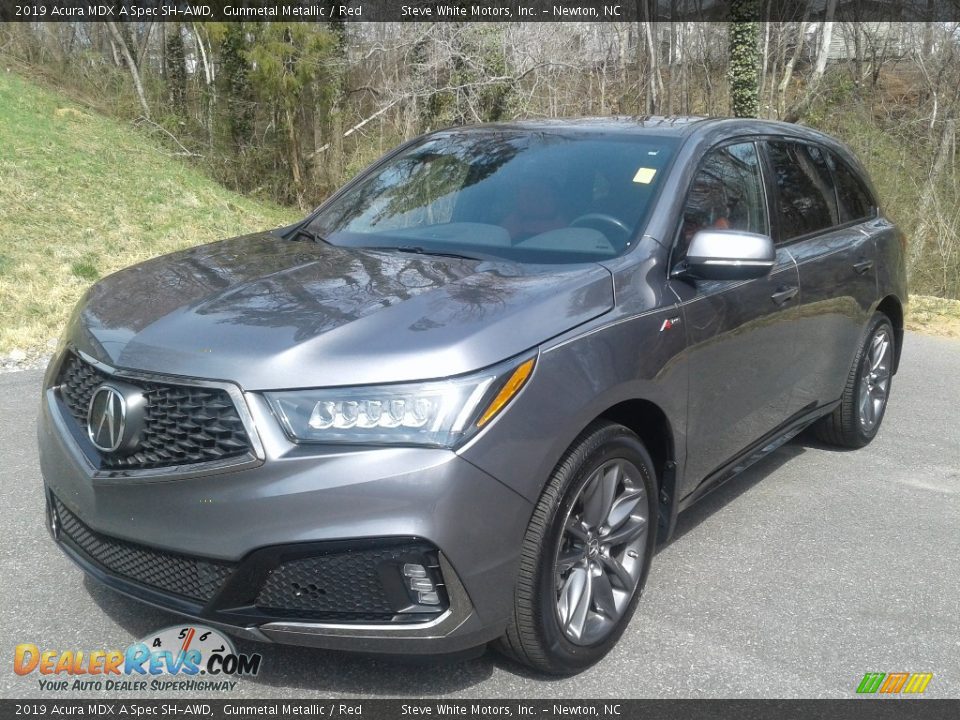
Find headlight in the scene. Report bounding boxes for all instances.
[265,356,535,447]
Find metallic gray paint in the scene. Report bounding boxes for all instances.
[70,234,614,389]
[670,248,802,495]
[38,117,907,654]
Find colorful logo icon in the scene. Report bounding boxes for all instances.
[856,672,933,695]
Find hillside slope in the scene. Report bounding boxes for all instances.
[1,70,956,363]
[0,71,296,358]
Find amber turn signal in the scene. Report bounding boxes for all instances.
[476,358,535,428]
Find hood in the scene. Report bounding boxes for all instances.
[71,233,614,389]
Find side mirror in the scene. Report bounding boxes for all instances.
[674,229,776,281]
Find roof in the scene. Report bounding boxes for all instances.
[447,116,712,137]
[440,116,838,144]
[425,116,862,173]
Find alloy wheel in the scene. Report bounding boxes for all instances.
[858,326,892,432]
[553,459,649,646]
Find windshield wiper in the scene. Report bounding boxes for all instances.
[293,227,328,244]
[295,233,483,261]
[367,245,482,261]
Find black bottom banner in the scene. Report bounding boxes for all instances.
[3,699,960,720]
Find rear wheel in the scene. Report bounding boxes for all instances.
[815,312,895,448]
[496,422,657,675]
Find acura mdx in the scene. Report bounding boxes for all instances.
[39,118,906,674]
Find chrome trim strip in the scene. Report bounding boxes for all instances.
[53,348,266,483]
[700,259,773,266]
[261,609,456,635]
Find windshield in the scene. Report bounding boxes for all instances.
[306,130,677,264]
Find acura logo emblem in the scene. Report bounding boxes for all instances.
[87,385,127,452]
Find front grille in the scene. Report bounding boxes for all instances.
[255,543,442,620]
[54,496,235,602]
[57,353,252,471]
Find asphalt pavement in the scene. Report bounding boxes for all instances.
[2,332,958,699]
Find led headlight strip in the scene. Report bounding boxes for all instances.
[266,354,536,448]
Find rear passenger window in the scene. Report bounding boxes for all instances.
[766,141,837,241]
[828,152,875,223]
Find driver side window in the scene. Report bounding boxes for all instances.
[676,142,768,262]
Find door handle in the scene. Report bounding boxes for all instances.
[853,258,874,274]
[770,285,798,306]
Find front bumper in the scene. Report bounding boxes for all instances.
[38,361,533,655]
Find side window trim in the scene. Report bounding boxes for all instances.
[757,139,782,245]
[753,139,773,239]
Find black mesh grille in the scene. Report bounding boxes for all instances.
[54,497,235,602]
[57,353,252,470]
[255,544,439,619]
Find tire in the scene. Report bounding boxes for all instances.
[496,421,657,675]
[814,312,896,449]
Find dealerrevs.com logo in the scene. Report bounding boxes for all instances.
[14,625,261,692]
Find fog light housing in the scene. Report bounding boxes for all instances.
[408,578,434,592]
[396,560,446,611]
[417,591,441,605]
[402,563,427,578]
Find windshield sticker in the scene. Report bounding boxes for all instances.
[633,167,657,184]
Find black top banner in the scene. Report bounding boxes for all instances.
[4,0,960,23]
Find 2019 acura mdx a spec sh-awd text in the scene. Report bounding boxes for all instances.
[39,118,906,675]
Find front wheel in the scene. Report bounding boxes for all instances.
[496,422,657,675]
[815,312,895,448]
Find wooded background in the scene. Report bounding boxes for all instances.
[2,18,958,299]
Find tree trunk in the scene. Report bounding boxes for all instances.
[106,20,150,119]
[635,19,648,115]
[785,0,838,123]
[616,22,630,113]
[136,22,155,69]
[284,105,305,208]
[778,15,811,117]
[191,23,215,149]
[913,118,957,276]
[645,20,661,114]
[759,19,770,114]
[728,1,760,118]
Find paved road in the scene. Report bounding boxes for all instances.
[2,333,958,699]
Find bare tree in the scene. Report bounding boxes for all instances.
[785,0,838,122]
[105,20,150,119]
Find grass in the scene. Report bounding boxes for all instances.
[0,70,957,358]
[906,295,960,339]
[0,70,297,358]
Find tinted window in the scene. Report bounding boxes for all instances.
[677,142,768,258]
[767,141,837,241]
[307,132,677,264]
[828,152,875,223]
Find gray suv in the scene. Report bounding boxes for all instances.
[39,118,906,675]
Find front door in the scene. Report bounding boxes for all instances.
[668,141,801,497]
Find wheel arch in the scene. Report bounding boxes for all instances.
[876,294,904,373]
[595,398,678,542]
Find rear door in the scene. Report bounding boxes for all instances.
[669,141,800,496]
[763,140,879,411]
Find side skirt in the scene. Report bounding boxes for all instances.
[675,401,840,517]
